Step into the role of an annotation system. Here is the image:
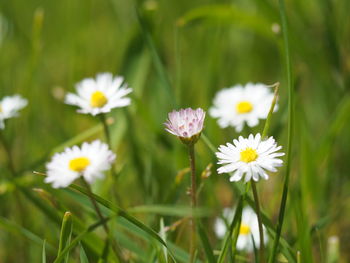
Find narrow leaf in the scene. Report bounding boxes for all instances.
[56,211,73,263]
[197,220,215,263]
[42,240,47,263]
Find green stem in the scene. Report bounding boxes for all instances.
[269,0,294,262]
[188,144,197,263]
[252,181,265,263]
[99,114,111,146]
[81,178,110,235]
[80,178,123,262]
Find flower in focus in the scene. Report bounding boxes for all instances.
[216,133,284,182]
[65,72,132,116]
[214,206,268,252]
[209,83,276,132]
[0,95,28,129]
[165,108,205,145]
[45,140,116,188]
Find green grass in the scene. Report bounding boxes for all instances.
[0,0,350,262]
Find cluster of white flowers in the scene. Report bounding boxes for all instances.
[163,82,283,252]
[3,73,284,254]
[45,72,133,188]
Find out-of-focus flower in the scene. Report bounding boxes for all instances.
[209,83,276,132]
[164,108,205,145]
[45,140,116,188]
[0,95,28,129]
[216,133,284,182]
[214,206,268,252]
[65,72,132,116]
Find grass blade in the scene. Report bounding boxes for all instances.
[69,184,174,255]
[159,218,168,263]
[54,217,111,263]
[269,0,295,262]
[136,7,176,107]
[79,243,90,263]
[217,197,243,263]
[56,211,73,263]
[42,240,47,263]
[197,220,215,263]
[0,216,55,252]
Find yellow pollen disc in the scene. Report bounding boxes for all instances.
[90,91,108,108]
[240,147,258,163]
[239,224,251,235]
[236,101,253,114]
[69,157,90,172]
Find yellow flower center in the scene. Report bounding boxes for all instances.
[236,101,253,114]
[240,148,258,163]
[239,223,251,235]
[69,157,90,172]
[90,91,107,108]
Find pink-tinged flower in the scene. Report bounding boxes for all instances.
[165,108,205,145]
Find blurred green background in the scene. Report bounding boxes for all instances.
[0,0,350,262]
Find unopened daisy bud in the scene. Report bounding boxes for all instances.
[45,140,116,188]
[0,95,28,129]
[216,133,284,182]
[164,108,205,145]
[65,72,132,116]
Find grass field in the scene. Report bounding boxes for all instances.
[0,0,350,262]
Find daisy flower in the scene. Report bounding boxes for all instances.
[214,206,268,252]
[164,108,205,145]
[0,95,28,129]
[209,83,277,132]
[65,72,132,116]
[45,140,116,188]
[216,133,284,182]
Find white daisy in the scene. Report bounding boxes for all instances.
[209,83,277,132]
[65,72,132,116]
[216,133,284,182]
[164,108,205,145]
[214,206,268,252]
[45,140,116,188]
[0,95,28,129]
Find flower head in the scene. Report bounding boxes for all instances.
[165,108,205,145]
[0,95,28,129]
[65,72,132,116]
[216,133,284,182]
[214,206,268,252]
[209,83,277,132]
[45,140,116,188]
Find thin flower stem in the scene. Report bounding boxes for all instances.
[80,177,110,235]
[251,181,265,263]
[188,144,197,263]
[269,0,294,262]
[80,178,123,262]
[100,114,111,146]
